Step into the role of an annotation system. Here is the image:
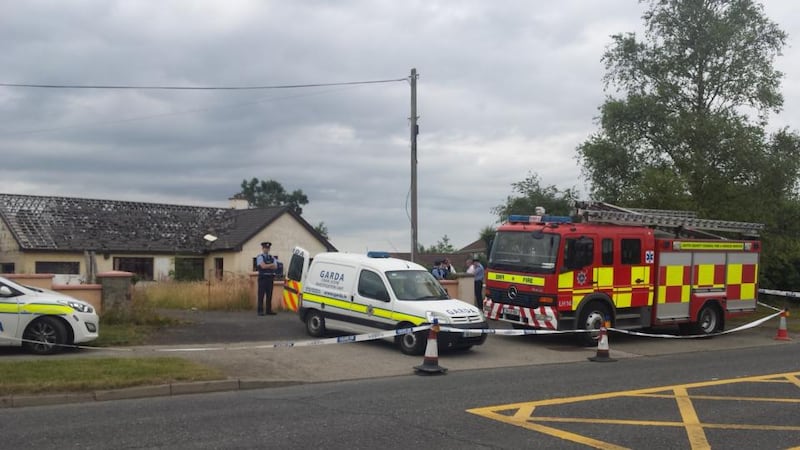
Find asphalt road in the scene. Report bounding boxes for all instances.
[3,343,799,449]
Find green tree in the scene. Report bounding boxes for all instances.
[314,222,329,239]
[425,235,456,253]
[577,0,797,214]
[492,172,578,220]
[576,0,800,288]
[238,178,309,215]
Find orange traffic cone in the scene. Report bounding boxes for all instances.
[774,309,791,341]
[414,320,448,375]
[588,322,617,362]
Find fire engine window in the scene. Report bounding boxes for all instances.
[621,239,641,264]
[564,237,594,270]
[602,239,613,265]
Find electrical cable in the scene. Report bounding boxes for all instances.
[0,78,407,90]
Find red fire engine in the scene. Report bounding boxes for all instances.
[482,202,763,345]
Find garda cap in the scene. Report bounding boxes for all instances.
[261,241,272,248]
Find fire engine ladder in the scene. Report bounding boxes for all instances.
[577,202,764,236]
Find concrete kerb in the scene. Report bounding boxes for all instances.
[1,378,307,409]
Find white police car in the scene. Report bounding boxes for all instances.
[0,276,99,354]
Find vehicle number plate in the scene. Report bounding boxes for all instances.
[503,307,520,320]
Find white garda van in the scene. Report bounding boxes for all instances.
[288,248,488,355]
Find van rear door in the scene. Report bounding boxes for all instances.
[282,247,310,312]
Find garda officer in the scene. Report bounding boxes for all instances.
[256,241,278,315]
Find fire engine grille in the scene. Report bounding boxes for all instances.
[488,288,540,308]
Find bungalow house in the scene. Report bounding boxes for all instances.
[0,193,336,283]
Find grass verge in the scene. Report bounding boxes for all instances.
[0,357,225,396]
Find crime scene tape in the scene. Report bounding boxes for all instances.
[759,288,800,299]
[154,325,431,353]
[1,299,788,353]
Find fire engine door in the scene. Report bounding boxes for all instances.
[561,236,596,307]
[615,236,654,308]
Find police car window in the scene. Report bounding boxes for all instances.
[357,270,389,301]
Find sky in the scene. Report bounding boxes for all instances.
[2,1,799,254]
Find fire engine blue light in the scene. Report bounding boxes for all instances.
[508,214,534,223]
[508,214,572,224]
[542,215,572,223]
[367,251,391,258]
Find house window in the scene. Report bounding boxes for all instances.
[35,261,80,274]
[0,263,14,274]
[214,258,223,281]
[114,257,154,281]
[174,257,205,281]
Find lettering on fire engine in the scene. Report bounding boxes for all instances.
[522,276,534,284]
[496,274,505,281]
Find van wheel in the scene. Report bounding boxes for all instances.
[22,317,67,355]
[577,302,610,347]
[305,310,326,337]
[397,328,427,355]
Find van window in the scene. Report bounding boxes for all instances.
[386,270,448,301]
[357,270,390,301]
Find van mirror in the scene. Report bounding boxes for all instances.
[0,285,12,297]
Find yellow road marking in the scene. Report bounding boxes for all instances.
[467,371,800,448]
[674,387,710,449]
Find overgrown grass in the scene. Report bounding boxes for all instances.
[133,277,253,311]
[729,299,800,332]
[0,357,224,395]
[92,278,254,347]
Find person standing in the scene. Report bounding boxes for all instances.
[256,241,278,316]
[471,258,485,310]
[431,260,446,280]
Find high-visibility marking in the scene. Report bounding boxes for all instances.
[488,272,545,286]
[468,371,800,449]
[679,242,745,251]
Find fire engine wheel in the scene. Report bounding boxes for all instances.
[305,310,326,337]
[22,316,67,355]
[577,302,610,347]
[396,326,427,355]
[693,304,722,335]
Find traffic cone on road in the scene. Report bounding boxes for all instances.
[414,320,447,375]
[588,322,617,362]
[774,309,791,341]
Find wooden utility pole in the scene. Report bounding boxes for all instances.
[410,68,419,263]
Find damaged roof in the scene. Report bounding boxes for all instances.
[0,193,335,254]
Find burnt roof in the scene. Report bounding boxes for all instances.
[0,193,336,254]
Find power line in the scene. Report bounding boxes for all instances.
[0,78,407,90]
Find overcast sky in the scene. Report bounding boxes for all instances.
[2,1,799,254]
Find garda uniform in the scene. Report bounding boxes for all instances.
[257,241,277,315]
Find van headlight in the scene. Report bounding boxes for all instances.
[426,311,451,324]
[61,300,94,314]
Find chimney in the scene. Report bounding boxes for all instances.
[229,196,249,210]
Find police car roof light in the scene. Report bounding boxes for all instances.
[367,251,391,258]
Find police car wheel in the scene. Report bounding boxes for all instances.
[397,329,427,355]
[22,316,67,355]
[305,310,326,337]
